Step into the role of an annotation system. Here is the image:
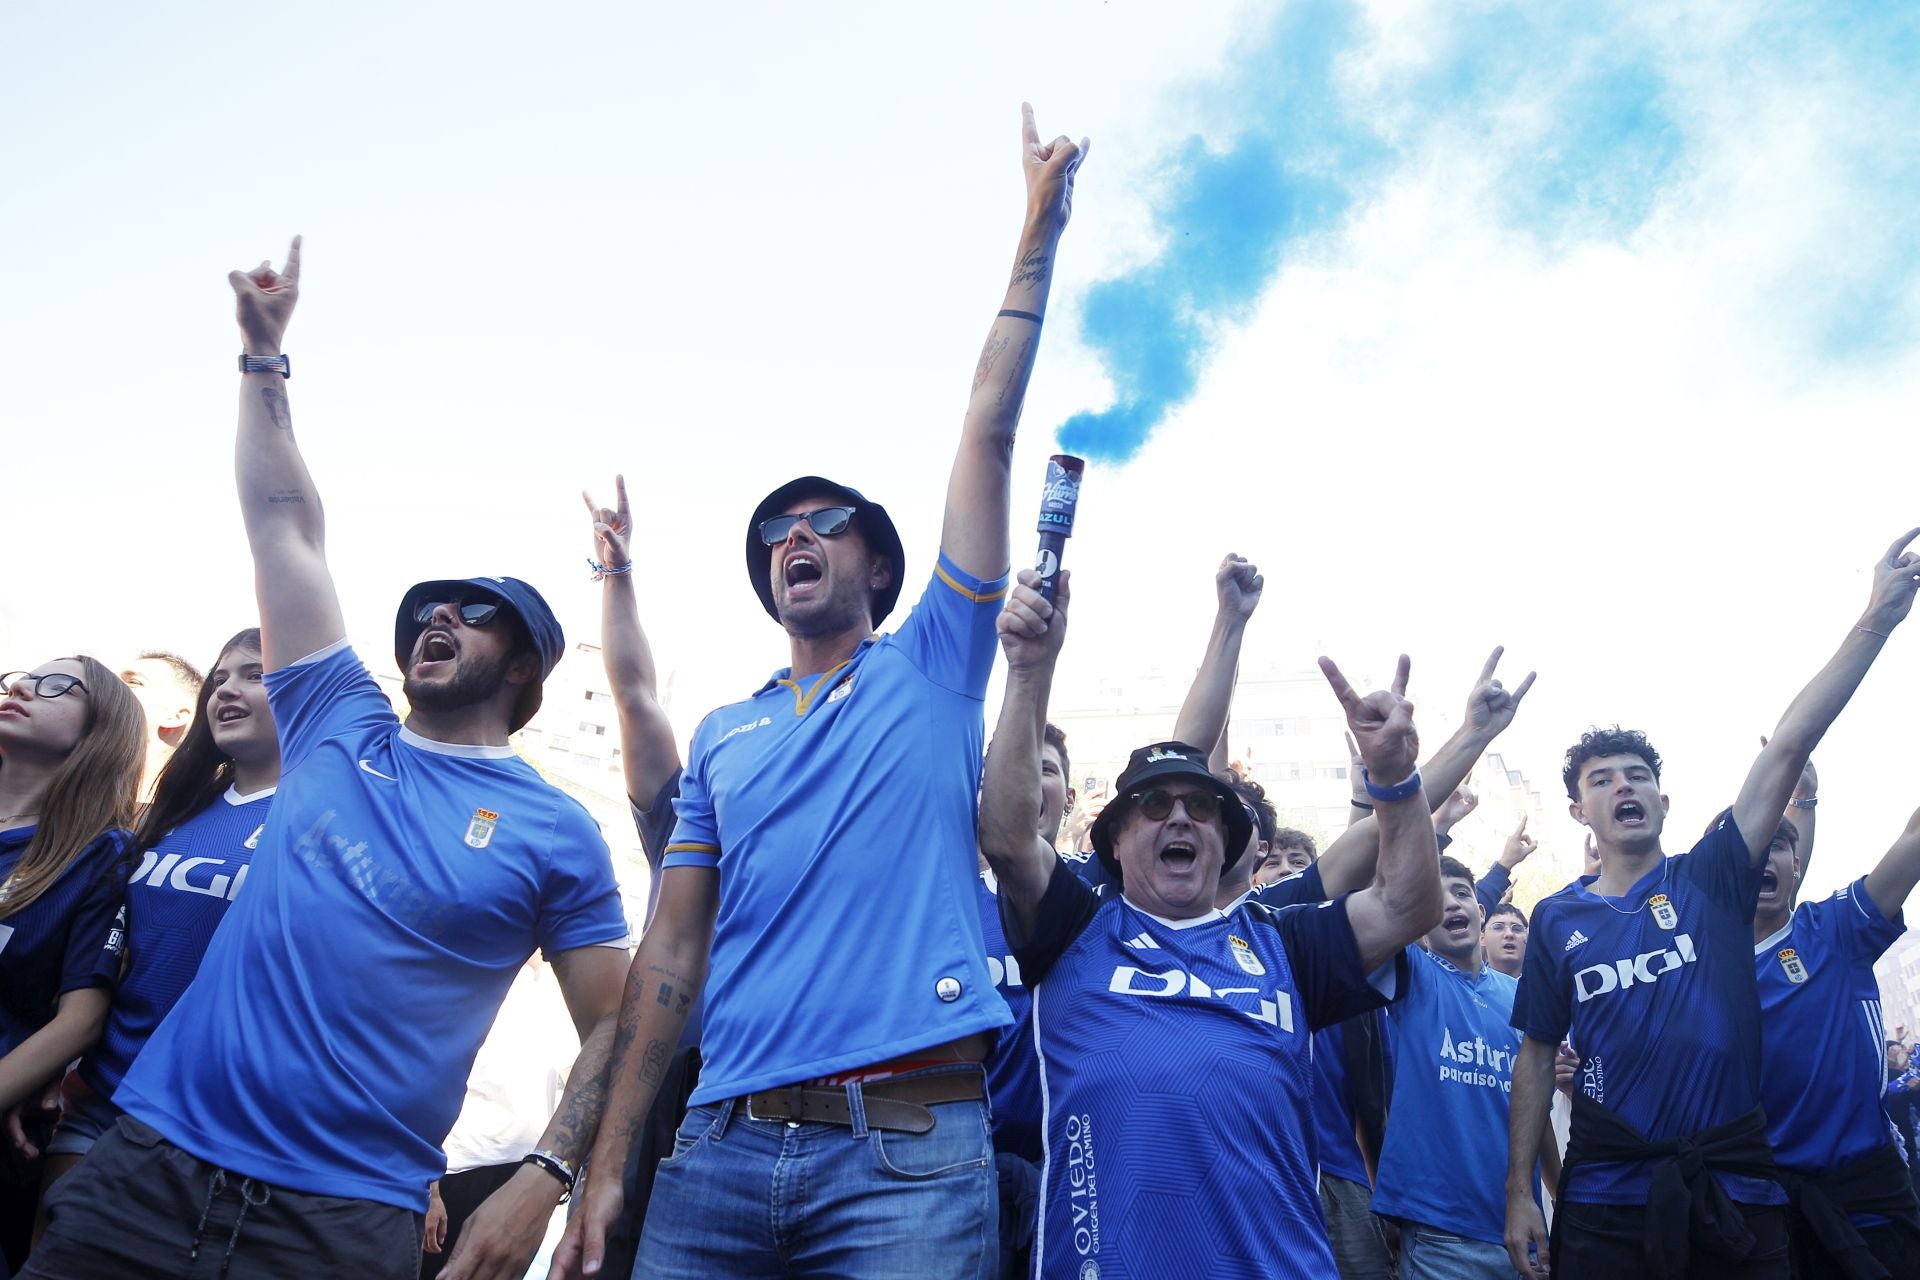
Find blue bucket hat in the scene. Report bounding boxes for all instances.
[745,476,906,628]
[1089,740,1256,888]
[394,576,565,732]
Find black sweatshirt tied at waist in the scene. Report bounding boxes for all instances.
[1777,1141,1920,1280]
[1559,1090,1780,1280]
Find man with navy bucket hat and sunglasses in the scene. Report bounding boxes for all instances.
[557,104,1089,1280]
[27,239,631,1280]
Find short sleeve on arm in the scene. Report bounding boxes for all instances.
[535,806,629,954]
[1006,858,1104,986]
[631,768,685,871]
[889,555,1010,698]
[1677,812,1762,914]
[59,832,130,996]
[1475,863,1512,916]
[1511,905,1571,1044]
[1270,895,1408,1031]
[262,642,401,772]
[1834,876,1903,961]
[1252,861,1328,909]
[660,742,719,871]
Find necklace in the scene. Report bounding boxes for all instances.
[1591,858,1670,914]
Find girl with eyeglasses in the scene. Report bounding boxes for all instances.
[0,659,143,1273]
[23,631,281,1238]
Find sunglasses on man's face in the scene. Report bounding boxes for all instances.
[410,600,502,627]
[1130,787,1224,825]
[758,506,856,547]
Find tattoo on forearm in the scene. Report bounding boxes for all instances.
[972,333,1011,393]
[267,489,307,505]
[1010,248,1050,289]
[640,1038,671,1090]
[259,385,293,432]
[995,336,1037,411]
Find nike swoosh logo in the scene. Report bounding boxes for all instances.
[358,759,398,782]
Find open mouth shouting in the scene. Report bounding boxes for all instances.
[413,629,458,676]
[1612,799,1649,830]
[1440,907,1476,939]
[1158,838,1199,873]
[783,552,824,600]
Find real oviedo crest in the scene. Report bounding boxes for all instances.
[1229,934,1266,976]
[465,808,500,849]
[1647,893,1679,930]
[1776,947,1809,985]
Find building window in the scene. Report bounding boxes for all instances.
[579,721,607,736]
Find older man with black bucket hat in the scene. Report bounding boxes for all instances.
[28,241,632,1280]
[976,565,1446,1280]
[559,104,1090,1280]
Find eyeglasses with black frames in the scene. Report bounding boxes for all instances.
[0,671,88,699]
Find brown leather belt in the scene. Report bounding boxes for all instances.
[742,1071,984,1134]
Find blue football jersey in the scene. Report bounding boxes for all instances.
[1756,877,1903,1187]
[979,871,1042,1163]
[82,787,274,1097]
[0,827,129,1058]
[1014,860,1403,1279]
[1373,950,1523,1244]
[1513,815,1781,1204]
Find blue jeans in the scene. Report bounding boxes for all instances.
[632,1075,996,1279]
[1396,1221,1515,1280]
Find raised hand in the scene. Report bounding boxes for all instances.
[997,569,1070,673]
[1435,785,1478,835]
[1501,813,1539,868]
[1319,654,1419,788]
[1461,646,1537,740]
[1022,103,1089,232]
[230,235,301,354]
[1862,527,1920,633]
[583,475,633,574]
[1215,553,1264,622]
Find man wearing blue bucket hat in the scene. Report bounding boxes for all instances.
[559,104,1090,1280]
[28,241,630,1280]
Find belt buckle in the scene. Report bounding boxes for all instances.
[745,1093,774,1123]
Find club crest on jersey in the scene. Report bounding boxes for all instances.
[244,824,264,851]
[464,808,500,849]
[826,675,855,704]
[1647,893,1679,930]
[1228,934,1265,976]
[1776,947,1809,984]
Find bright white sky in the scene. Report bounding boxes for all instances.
[4,0,1916,903]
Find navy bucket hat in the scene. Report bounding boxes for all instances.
[1089,741,1256,888]
[393,576,565,732]
[745,476,907,628]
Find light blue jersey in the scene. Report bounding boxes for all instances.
[1756,877,1903,1189]
[1373,949,1523,1244]
[664,556,1012,1103]
[117,643,627,1211]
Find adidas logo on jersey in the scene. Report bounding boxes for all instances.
[1573,934,1697,1003]
[1564,930,1590,952]
[1123,932,1160,951]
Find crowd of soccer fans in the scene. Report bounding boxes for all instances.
[2,105,1919,1280]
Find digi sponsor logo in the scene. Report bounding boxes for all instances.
[1573,934,1697,1003]
[1437,1025,1516,1091]
[987,953,1024,991]
[129,850,251,902]
[1066,1112,1102,1262]
[1106,965,1293,1031]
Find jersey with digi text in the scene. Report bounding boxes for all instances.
[664,557,1012,1103]
[979,870,1042,1163]
[1756,877,1904,1190]
[0,826,129,1057]
[81,787,274,1098]
[117,643,628,1211]
[1015,859,1404,1280]
[1513,815,1781,1204]
[1374,949,1524,1244]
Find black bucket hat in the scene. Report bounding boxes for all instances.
[394,576,565,733]
[1089,740,1256,886]
[745,476,906,628]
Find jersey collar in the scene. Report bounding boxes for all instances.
[397,726,516,760]
[224,784,278,805]
[1127,899,1226,930]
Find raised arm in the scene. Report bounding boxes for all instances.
[1314,648,1534,896]
[551,869,718,1280]
[940,105,1087,580]
[1320,654,1444,972]
[1504,1036,1557,1278]
[1865,807,1920,923]
[980,571,1072,934]
[1171,554,1262,751]
[585,477,681,813]
[230,237,346,671]
[440,946,629,1280]
[1732,529,1920,862]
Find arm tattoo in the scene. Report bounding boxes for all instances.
[972,333,1011,393]
[1010,248,1050,288]
[267,489,307,505]
[259,385,293,432]
[640,1039,671,1090]
[995,336,1038,411]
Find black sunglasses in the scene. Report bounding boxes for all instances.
[410,600,502,627]
[0,671,87,699]
[759,506,856,547]
[1130,787,1224,824]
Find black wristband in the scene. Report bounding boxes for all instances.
[998,309,1043,324]
[1350,799,1375,812]
[521,1150,575,1202]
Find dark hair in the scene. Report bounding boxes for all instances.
[135,649,206,693]
[1487,902,1528,927]
[1438,854,1477,889]
[1042,723,1071,786]
[1270,827,1318,862]
[136,630,271,850]
[1224,775,1278,845]
[1562,727,1663,801]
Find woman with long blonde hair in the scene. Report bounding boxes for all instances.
[0,657,142,1274]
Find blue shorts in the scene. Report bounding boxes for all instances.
[44,1089,122,1159]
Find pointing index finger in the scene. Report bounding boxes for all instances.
[283,235,302,283]
[615,473,630,518]
[1318,656,1361,714]
[1021,102,1038,149]
[1390,654,1411,697]
[1478,645,1504,686]
[1886,527,1920,566]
